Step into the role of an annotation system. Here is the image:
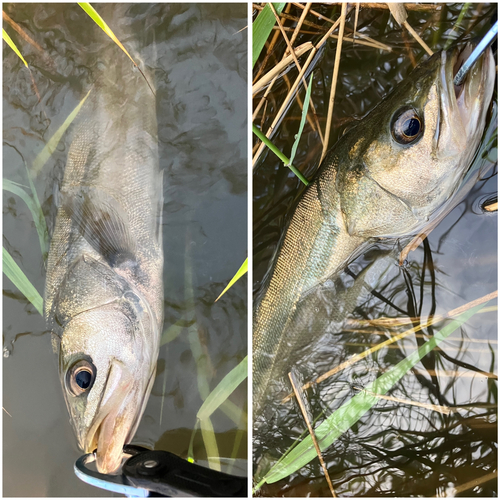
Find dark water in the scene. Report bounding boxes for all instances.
[3,3,247,496]
[253,3,497,497]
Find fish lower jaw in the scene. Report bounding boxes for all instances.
[95,450,125,475]
[82,412,128,474]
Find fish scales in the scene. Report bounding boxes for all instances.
[253,172,363,409]
[253,47,495,415]
[45,43,163,474]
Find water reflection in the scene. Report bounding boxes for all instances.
[253,3,497,497]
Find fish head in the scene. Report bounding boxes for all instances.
[59,302,158,474]
[335,44,495,238]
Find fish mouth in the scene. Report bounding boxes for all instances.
[452,43,473,99]
[446,42,494,133]
[82,360,138,474]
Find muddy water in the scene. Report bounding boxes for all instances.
[253,3,497,497]
[3,3,247,496]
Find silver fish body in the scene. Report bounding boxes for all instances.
[253,46,495,415]
[44,51,163,473]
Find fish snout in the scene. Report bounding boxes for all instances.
[81,360,144,474]
[448,42,495,132]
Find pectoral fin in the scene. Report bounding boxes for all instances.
[61,187,136,265]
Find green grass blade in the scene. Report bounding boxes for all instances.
[444,3,471,50]
[3,247,43,315]
[288,73,314,167]
[2,28,28,67]
[78,3,135,64]
[184,237,212,398]
[188,314,244,424]
[184,231,222,466]
[33,88,92,176]
[253,3,286,68]
[159,355,169,427]
[260,301,491,485]
[3,179,48,258]
[187,421,198,463]
[215,258,247,302]
[197,356,247,421]
[160,316,193,346]
[220,400,246,425]
[228,427,246,475]
[188,321,212,399]
[24,163,46,247]
[78,3,154,95]
[200,417,221,471]
[252,125,309,186]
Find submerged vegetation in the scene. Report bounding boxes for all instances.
[253,3,497,497]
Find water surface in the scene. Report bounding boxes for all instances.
[3,3,247,496]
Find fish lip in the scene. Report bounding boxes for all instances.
[95,405,128,473]
[91,367,157,473]
[81,369,117,455]
[444,42,493,133]
[82,359,136,473]
[81,360,155,474]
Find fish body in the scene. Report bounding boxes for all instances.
[253,46,495,414]
[44,48,163,473]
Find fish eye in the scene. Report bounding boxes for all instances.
[391,108,424,145]
[66,359,96,396]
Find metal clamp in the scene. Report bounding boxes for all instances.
[454,20,498,86]
[75,445,247,497]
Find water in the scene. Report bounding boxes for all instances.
[253,4,497,497]
[3,3,247,496]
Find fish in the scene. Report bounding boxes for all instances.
[44,43,163,474]
[253,45,495,416]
